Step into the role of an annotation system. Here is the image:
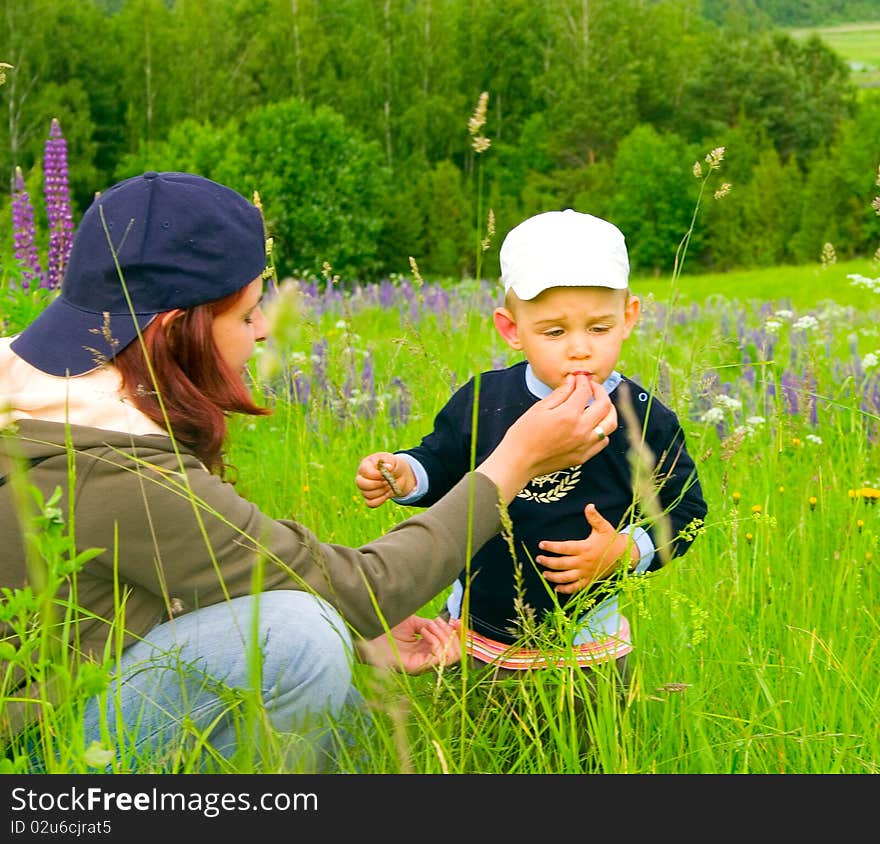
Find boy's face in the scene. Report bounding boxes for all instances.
[493,285,640,390]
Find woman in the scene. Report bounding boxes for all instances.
[0,172,617,771]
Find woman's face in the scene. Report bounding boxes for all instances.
[211,277,267,375]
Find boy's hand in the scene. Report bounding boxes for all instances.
[355,452,417,508]
[536,503,640,594]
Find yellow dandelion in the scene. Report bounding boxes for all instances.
[857,519,864,532]
[809,496,817,511]
[792,437,802,447]
[849,489,856,499]
[854,487,880,501]
[745,533,754,544]
[303,485,310,493]
[866,552,873,562]
[778,486,785,494]
[751,504,762,514]
[732,491,741,505]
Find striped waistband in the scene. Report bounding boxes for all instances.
[465,615,632,670]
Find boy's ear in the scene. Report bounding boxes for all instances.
[621,295,641,340]
[493,307,523,350]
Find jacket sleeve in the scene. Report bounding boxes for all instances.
[74,446,502,639]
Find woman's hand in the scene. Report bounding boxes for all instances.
[356,614,461,674]
[477,373,616,503]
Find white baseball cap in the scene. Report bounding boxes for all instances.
[499,209,630,301]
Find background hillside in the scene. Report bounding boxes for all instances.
[1,0,878,283]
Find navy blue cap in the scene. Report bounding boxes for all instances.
[11,171,266,376]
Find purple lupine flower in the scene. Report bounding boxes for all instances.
[742,351,755,388]
[806,375,819,425]
[311,338,329,395]
[780,371,799,415]
[43,118,74,289]
[426,284,450,315]
[11,166,44,289]
[378,279,395,309]
[361,350,376,418]
[290,371,311,405]
[389,376,411,428]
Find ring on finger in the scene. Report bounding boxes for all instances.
[594,424,606,441]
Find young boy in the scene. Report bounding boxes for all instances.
[356,209,707,671]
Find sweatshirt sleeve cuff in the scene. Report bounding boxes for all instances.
[620,524,655,573]
[393,453,429,503]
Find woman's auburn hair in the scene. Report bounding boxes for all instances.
[113,285,270,473]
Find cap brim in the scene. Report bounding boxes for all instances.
[11,296,157,377]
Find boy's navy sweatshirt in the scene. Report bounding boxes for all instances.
[398,361,707,644]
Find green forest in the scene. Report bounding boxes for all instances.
[2,0,879,282]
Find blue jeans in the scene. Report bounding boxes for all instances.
[81,591,360,771]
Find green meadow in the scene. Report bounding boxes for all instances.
[3,247,880,773]
[790,20,880,88]
[225,258,880,774]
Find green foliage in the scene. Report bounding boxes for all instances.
[1,0,879,279]
[611,125,700,274]
[116,98,389,281]
[239,99,388,281]
[703,144,803,269]
[741,0,880,27]
[425,160,471,279]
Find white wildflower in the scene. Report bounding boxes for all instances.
[862,352,879,370]
[849,273,880,293]
[715,395,743,411]
[805,434,823,445]
[792,315,819,331]
[764,319,783,335]
[335,319,348,330]
[775,309,794,320]
[700,407,724,424]
[746,416,766,427]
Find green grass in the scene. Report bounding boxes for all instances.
[635,257,880,309]
[234,260,880,773]
[789,21,880,88]
[3,257,880,773]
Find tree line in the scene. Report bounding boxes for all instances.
[1,0,878,283]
